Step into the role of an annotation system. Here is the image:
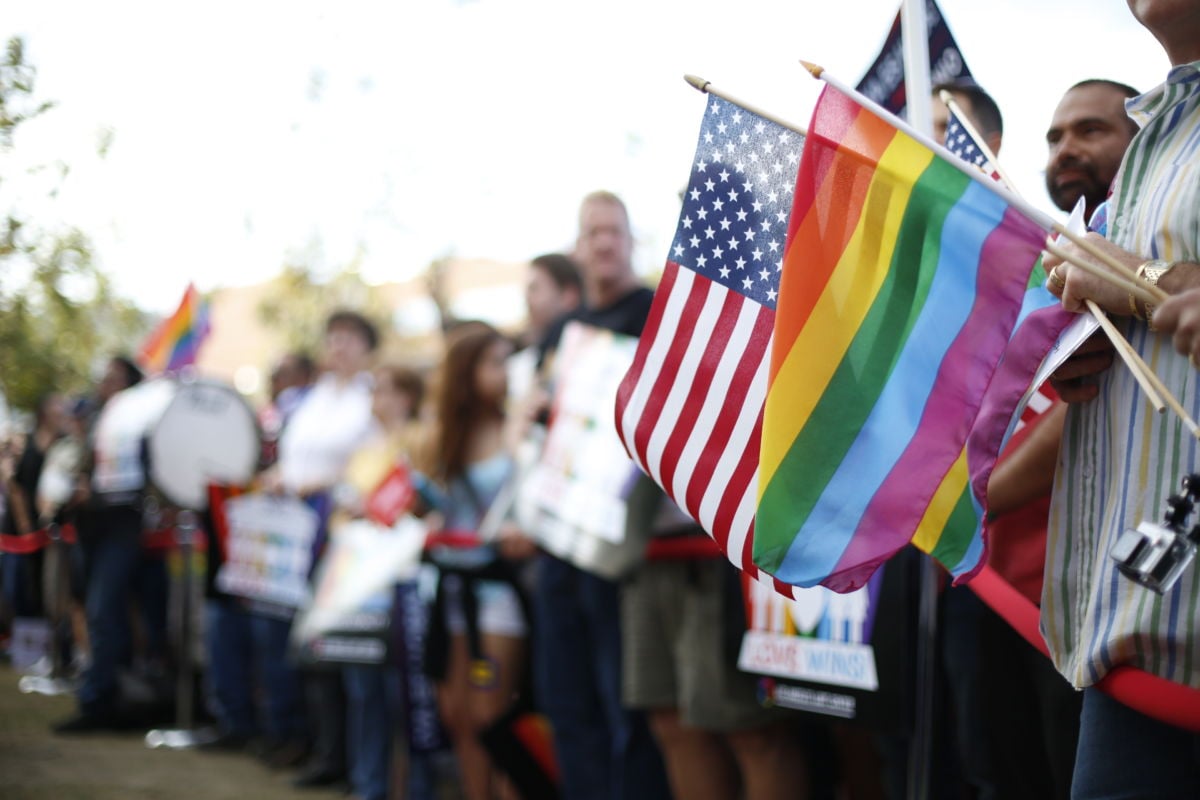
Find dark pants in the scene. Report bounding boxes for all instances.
[1072,688,1200,799]
[78,506,166,713]
[205,598,257,737]
[343,664,395,800]
[251,610,306,742]
[304,668,346,774]
[533,554,669,800]
[2,550,44,617]
[978,601,1081,800]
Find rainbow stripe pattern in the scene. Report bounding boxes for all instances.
[138,283,211,374]
[753,84,1070,592]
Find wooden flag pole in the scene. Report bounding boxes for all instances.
[934,91,1176,417]
[937,90,1018,186]
[805,61,1168,304]
[811,60,1198,434]
[683,75,809,137]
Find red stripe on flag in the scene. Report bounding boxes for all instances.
[657,288,748,501]
[631,274,712,470]
[682,305,773,519]
[616,262,683,461]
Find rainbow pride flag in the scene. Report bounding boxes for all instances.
[138,283,211,374]
[752,84,1072,592]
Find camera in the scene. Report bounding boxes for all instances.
[1110,473,1200,595]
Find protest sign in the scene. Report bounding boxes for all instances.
[516,322,647,578]
[291,516,426,664]
[215,493,319,609]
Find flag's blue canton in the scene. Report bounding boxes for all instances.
[669,95,803,311]
[945,108,988,167]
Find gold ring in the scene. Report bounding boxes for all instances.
[1048,266,1066,292]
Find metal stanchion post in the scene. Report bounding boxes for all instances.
[17,524,75,697]
[145,509,215,749]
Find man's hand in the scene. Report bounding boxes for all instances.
[1044,232,1144,316]
[1049,331,1115,403]
[1151,287,1200,368]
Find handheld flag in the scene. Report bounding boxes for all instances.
[614,92,803,595]
[138,283,211,374]
[752,82,1073,592]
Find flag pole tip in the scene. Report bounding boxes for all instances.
[937,89,955,105]
[684,74,710,93]
[799,60,824,79]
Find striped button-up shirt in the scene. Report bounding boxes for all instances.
[1044,61,1200,689]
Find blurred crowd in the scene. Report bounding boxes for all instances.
[3,8,1200,791]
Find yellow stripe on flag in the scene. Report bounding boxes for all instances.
[912,447,969,554]
[759,134,934,491]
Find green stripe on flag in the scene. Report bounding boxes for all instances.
[754,158,968,572]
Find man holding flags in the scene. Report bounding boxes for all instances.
[1043,0,1200,794]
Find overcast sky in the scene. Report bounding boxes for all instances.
[5,0,1168,314]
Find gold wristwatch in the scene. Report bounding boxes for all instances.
[1137,259,1176,328]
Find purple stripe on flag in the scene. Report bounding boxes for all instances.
[827,207,1046,591]
[963,301,1077,529]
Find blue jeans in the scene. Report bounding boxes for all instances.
[1072,688,1200,799]
[343,664,393,800]
[205,598,258,737]
[249,610,305,741]
[78,507,149,712]
[533,555,668,800]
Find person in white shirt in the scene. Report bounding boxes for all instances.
[252,310,380,783]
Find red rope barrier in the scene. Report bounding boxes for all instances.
[0,525,78,554]
[969,564,1200,732]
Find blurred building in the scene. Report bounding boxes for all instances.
[194,257,527,403]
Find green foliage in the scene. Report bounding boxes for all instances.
[256,261,390,354]
[0,37,54,148]
[0,36,145,413]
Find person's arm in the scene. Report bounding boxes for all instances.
[986,402,1067,517]
[1044,231,1200,317]
[1044,234,1200,400]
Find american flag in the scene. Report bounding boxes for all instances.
[944,106,1002,181]
[943,105,1058,429]
[614,94,802,595]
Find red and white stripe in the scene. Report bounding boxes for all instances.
[615,262,799,598]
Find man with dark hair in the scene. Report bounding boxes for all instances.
[525,253,583,348]
[932,78,1003,154]
[1045,79,1140,220]
[324,310,379,354]
[54,356,162,733]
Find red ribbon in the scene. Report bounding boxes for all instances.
[970,564,1200,732]
[425,529,484,550]
[0,524,78,554]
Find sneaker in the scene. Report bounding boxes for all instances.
[198,730,258,753]
[259,737,310,769]
[51,709,125,735]
[291,762,348,788]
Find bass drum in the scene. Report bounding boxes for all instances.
[93,377,260,511]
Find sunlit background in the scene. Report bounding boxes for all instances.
[0,0,1170,407]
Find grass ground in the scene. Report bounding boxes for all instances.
[0,663,346,800]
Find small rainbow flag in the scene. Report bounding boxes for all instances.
[752,84,1071,592]
[138,283,211,374]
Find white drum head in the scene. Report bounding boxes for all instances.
[147,380,259,510]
